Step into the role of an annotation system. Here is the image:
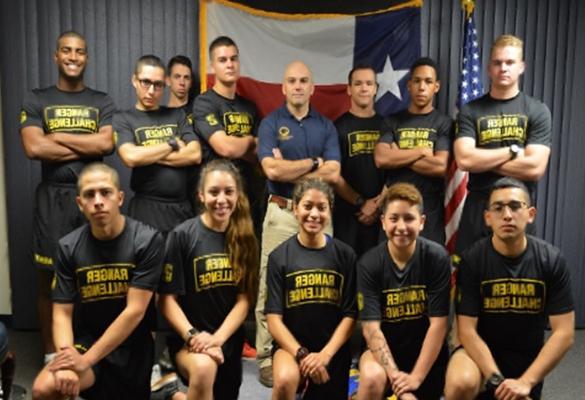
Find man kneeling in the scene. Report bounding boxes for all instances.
[445,177,574,400]
[32,162,164,399]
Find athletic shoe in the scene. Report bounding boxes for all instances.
[241,341,257,359]
[258,365,273,388]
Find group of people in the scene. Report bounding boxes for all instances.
[15,28,574,400]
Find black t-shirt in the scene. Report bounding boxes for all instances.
[456,92,551,193]
[358,238,450,363]
[456,236,574,377]
[335,111,385,200]
[192,89,264,204]
[159,216,243,355]
[380,109,452,195]
[114,107,196,200]
[20,85,115,184]
[52,218,163,345]
[265,236,357,351]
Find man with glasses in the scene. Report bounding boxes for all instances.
[116,55,201,237]
[444,177,574,400]
[20,31,115,363]
[453,35,552,254]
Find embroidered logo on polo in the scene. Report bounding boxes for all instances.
[193,253,235,292]
[395,127,435,149]
[347,130,380,157]
[285,269,343,308]
[76,263,134,302]
[477,114,528,145]
[133,124,177,146]
[382,285,427,322]
[44,105,100,133]
[278,126,292,141]
[480,278,545,314]
[223,112,253,137]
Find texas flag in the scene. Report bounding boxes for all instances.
[200,0,421,120]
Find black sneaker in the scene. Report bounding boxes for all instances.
[151,373,181,400]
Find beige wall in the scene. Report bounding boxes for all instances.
[0,79,11,314]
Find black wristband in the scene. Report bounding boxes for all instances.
[185,327,199,344]
[295,346,309,364]
[355,195,365,208]
[310,157,319,172]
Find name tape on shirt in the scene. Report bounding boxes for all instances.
[285,269,344,308]
[347,130,380,157]
[193,253,236,292]
[481,278,545,314]
[396,127,435,150]
[382,285,427,323]
[477,114,528,145]
[76,263,135,302]
[134,124,177,146]
[44,105,100,133]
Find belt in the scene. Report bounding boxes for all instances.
[268,194,293,211]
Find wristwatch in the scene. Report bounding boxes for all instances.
[168,137,180,152]
[355,195,365,208]
[185,327,199,343]
[509,144,520,160]
[295,346,309,363]
[485,372,505,393]
[310,157,320,172]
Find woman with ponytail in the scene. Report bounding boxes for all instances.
[159,159,258,400]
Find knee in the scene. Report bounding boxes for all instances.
[444,368,480,400]
[272,365,299,397]
[32,372,55,400]
[186,358,216,392]
[357,364,386,397]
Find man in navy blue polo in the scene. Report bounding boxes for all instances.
[255,61,341,387]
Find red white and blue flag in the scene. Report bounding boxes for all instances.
[444,1,484,253]
[200,0,421,119]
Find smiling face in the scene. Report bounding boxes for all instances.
[199,170,239,231]
[54,35,87,82]
[407,65,439,113]
[485,187,535,244]
[381,199,425,252]
[76,170,124,229]
[294,188,331,237]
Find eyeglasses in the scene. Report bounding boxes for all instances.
[487,200,528,214]
[138,78,165,91]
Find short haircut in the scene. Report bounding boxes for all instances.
[292,178,335,209]
[491,34,524,60]
[167,55,193,74]
[209,36,238,58]
[380,182,424,214]
[134,55,165,76]
[77,162,120,193]
[409,57,439,80]
[487,177,531,207]
[347,65,376,85]
[56,31,86,51]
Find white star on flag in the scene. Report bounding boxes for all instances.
[376,55,409,101]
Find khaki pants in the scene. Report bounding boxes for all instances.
[255,201,332,368]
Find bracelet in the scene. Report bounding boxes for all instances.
[295,346,309,364]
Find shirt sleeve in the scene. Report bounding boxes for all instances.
[159,228,187,295]
[340,245,358,318]
[192,94,222,143]
[526,100,552,147]
[264,251,285,315]
[321,117,341,162]
[357,253,382,321]
[455,103,477,141]
[434,116,453,152]
[98,94,116,128]
[52,242,78,303]
[131,227,164,292]
[378,117,397,145]
[544,252,574,315]
[113,111,136,147]
[455,255,481,317]
[258,113,278,162]
[426,247,451,317]
[20,90,44,129]
[177,109,197,143]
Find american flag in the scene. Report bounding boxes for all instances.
[444,1,483,253]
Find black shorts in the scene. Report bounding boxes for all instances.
[76,332,154,400]
[168,331,244,400]
[128,195,194,238]
[33,182,85,269]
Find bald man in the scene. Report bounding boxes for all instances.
[255,61,341,387]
